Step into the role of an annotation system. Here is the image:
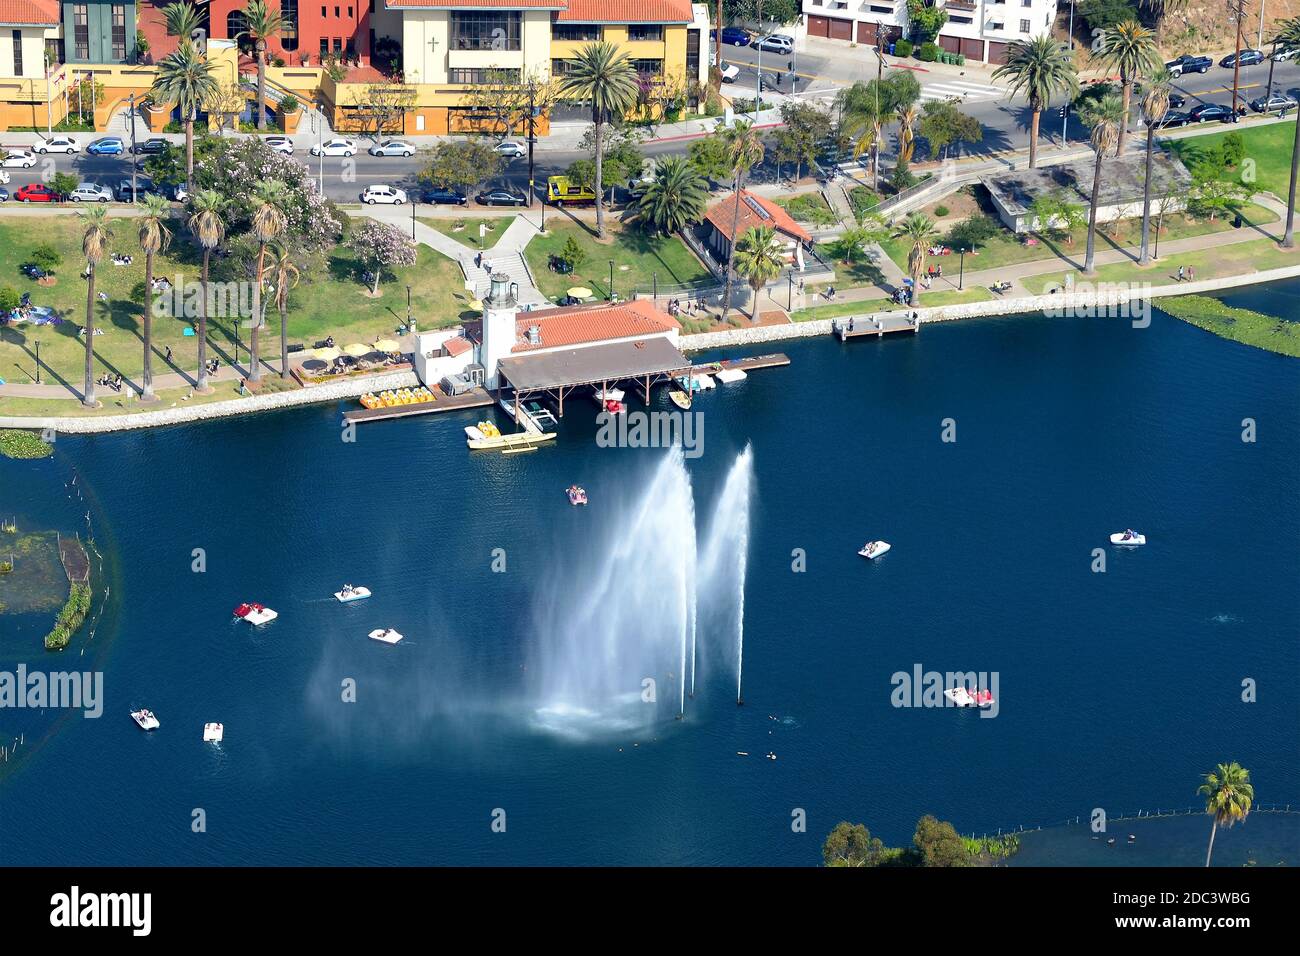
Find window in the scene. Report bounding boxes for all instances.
[989,21,1004,29]
[12,31,22,76]
[685,27,699,78]
[1019,18,1030,30]
[347,6,353,17]
[334,7,340,17]
[1022,0,1031,5]
[320,6,326,16]
[72,4,89,60]
[628,25,663,42]
[111,5,127,61]
[333,37,342,53]
[869,4,892,11]
[551,57,578,76]
[281,0,298,51]
[449,67,521,84]
[950,14,972,23]
[345,38,355,58]
[320,39,328,58]
[450,11,521,51]
[631,58,663,76]
[552,24,600,41]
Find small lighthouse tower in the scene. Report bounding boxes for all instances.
[480,273,519,389]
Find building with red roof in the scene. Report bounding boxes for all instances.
[703,188,814,273]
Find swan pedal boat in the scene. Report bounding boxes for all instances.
[368,628,404,644]
[130,709,160,731]
[203,722,224,743]
[858,541,891,560]
[233,602,278,626]
[1109,531,1146,546]
[334,585,372,603]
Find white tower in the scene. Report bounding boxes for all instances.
[480,273,519,389]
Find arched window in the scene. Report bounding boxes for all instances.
[226,11,249,40]
[280,0,298,52]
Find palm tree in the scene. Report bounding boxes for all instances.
[844,98,897,189]
[162,1,202,47]
[1197,762,1254,867]
[558,42,639,240]
[237,0,285,132]
[992,35,1079,169]
[151,42,219,192]
[1276,17,1300,247]
[897,213,939,306]
[247,180,289,382]
[631,156,709,235]
[1096,20,1160,156]
[1079,94,1126,274]
[897,103,920,165]
[188,190,226,393]
[137,194,173,401]
[719,120,766,317]
[1138,71,1172,266]
[732,225,786,321]
[78,207,113,408]
[266,242,300,379]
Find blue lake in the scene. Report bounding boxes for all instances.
[2,306,1298,865]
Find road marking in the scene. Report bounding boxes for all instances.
[1188,83,1261,95]
[919,81,1011,103]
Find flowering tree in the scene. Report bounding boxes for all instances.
[347,221,417,295]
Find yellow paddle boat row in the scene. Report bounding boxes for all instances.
[360,387,436,409]
[478,421,501,438]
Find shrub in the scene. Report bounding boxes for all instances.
[45,583,91,651]
[560,236,588,273]
[934,205,950,218]
[30,243,62,274]
[894,39,914,57]
[1222,132,1246,168]
[0,285,20,313]
[279,94,300,114]
[919,42,940,63]
[0,430,53,459]
[946,213,1002,250]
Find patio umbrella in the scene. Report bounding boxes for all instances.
[373,338,401,353]
[301,359,326,372]
[313,346,341,361]
[343,343,371,357]
[567,287,594,299]
[468,299,483,312]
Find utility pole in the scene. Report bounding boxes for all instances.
[754,0,764,117]
[873,23,885,191]
[1231,0,1245,120]
[44,52,52,137]
[1063,1,1075,145]
[129,92,138,202]
[1259,0,1267,49]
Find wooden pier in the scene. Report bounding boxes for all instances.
[679,352,791,376]
[833,314,919,341]
[342,386,494,424]
[57,534,90,585]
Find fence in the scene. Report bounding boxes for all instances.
[967,805,1299,842]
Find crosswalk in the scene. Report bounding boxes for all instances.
[918,80,1011,104]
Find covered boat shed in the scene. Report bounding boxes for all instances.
[496,337,690,418]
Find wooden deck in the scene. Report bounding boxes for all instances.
[342,387,494,424]
[833,315,919,341]
[678,352,791,376]
[58,535,89,585]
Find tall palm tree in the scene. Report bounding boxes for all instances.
[137,194,173,401]
[266,242,300,379]
[237,0,285,132]
[151,42,219,192]
[897,103,920,165]
[1080,94,1126,274]
[992,35,1080,169]
[78,207,113,408]
[188,190,226,393]
[732,225,785,321]
[897,213,939,306]
[558,42,639,240]
[719,120,766,317]
[1197,762,1254,867]
[631,156,709,235]
[1276,17,1300,247]
[844,98,897,189]
[1095,20,1160,156]
[162,1,203,47]
[1138,71,1172,266]
[247,180,289,382]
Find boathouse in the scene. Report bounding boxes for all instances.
[703,189,813,272]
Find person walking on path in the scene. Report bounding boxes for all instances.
[1177,265,1185,282]
[1186,266,1195,282]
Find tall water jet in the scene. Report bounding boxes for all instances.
[698,445,755,706]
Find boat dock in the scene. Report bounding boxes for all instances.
[680,352,791,376]
[342,386,494,424]
[832,314,919,341]
[57,534,89,585]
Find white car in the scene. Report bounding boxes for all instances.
[0,170,8,184]
[368,139,416,157]
[1,150,37,168]
[35,135,80,154]
[720,63,741,83]
[69,183,113,203]
[310,138,358,157]
[265,136,294,155]
[755,33,794,54]
[361,184,408,205]
[1274,46,1300,62]
[493,140,526,159]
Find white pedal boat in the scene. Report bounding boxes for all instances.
[944,687,995,708]
[368,628,404,644]
[1109,530,1146,546]
[334,585,371,603]
[203,722,224,743]
[858,540,891,560]
[130,709,160,731]
[715,367,748,384]
[233,602,278,625]
[465,425,486,441]
[592,386,625,407]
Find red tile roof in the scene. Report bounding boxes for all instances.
[444,336,472,357]
[705,189,813,245]
[385,0,562,7]
[556,0,694,22]
[0,0,58,25]
[512,299,679,353]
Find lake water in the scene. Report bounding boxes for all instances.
[2,306,1298,865]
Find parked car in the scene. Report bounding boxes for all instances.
[15,183,58,203]
[1250,93,1297,113]
[754,34,794,54]
[1221,49,1264,68]
[1167,92,1186,109]
[162,182,188,202]
[1165,54,1213,77]
[129,137,169,155]
[368,139,416,157]
[1188,102,1240,123]
[476,188,528,207]
[0,187,8,202]
[309,138,357,157]
[420,186,467,205]
[1,150,37,168]
[493,140,526,159]
[115,177,158,202]
[265,136,295,155]
[712,27,751,47]
[86,136,125,156]
[361,184,408,205]
[34,135,79,154]
[719,63,741,83]
[1273,46,1300,62]
[68,183,114,203]
[1160,110,1192,128]
[0,169,8,183]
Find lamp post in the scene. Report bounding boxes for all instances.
[608,259,615,301]
[34,339,40,384]
[958,246,969,290]
[653,270,658,301]
[788,273,794,310]
[44,52,52,138]
[410,193,416,239]
[406,285,412,333]
[129,92,139,202]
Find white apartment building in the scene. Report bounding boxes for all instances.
[802,0,1059,64]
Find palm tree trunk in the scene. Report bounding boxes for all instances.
[1139,123,1155,265]
[911,257,923,306]
[185,115,194,194]
[1084,150,1104,274]
[142,250,155,399]
[372,268,382,296]
[279,301,289,379]
[721,173,743,316]
[593,110,606,240]
[1284,108,1300,248]
[250,243,265,381]
[1029,106,1040,169]
[1117,82,1132,156]
[257,40,268,131]
[83,264,97,408]
[1205,820,1218,867]
[197,249,211,392]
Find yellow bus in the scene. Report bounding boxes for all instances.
[547,175,597,205]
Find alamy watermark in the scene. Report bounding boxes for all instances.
[0,665,103,718]
[890,664,1000,718]
[1042,275,1152,328]
[596,410,704,459]
[152,273,258,325]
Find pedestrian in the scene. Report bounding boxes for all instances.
[164,346,172,362]
[239,377,247,395]
[1177,265,1185,282]
[475,251,482,269]
[798,278,805,295]
[1187,266,1195,282]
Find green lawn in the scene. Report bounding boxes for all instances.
[773,192,836,225]
[791,287,992,321]
[0,214,469,403]
[420,215,516,250]
[1167,124,1296,198]
[523,222,711,302]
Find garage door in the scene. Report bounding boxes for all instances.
[960,37,982,61]
[857,23,903,46]
[828,17,852,40]
[938,34,961,55]
[987,41,1010,64]
[807,15,830,38]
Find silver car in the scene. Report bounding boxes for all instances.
[265,136,295,155]
[69,183,113,203]
[368,139,416,157]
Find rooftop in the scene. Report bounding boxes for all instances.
[705,189,813,245]
[981,152,1193,216]
[510,299,680,353]
[381,0,693,19]
[498,336,689,392]
[0,0,58,25]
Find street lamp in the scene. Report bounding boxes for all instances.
[34,339,40,384]
[608,259,615,301]
[129,92,139,202]
[410,193,416,240]
[406,285,412,332]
